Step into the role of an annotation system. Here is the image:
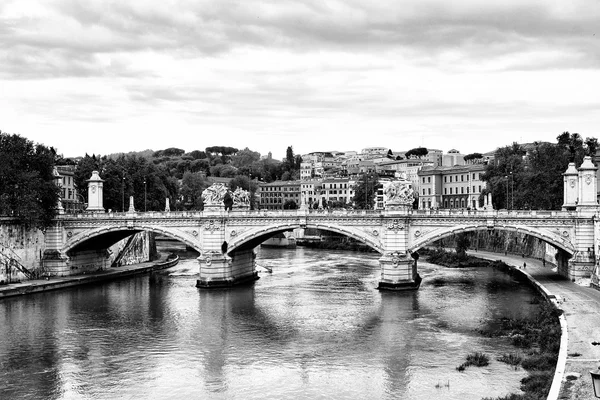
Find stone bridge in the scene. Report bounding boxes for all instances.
[42,158,600,290]
[42,207,598,290]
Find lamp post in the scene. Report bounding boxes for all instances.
[122,175,125,212]
[504,175,508,210]
[510,171,514,210]
[143,178,147,212]
[591,370,600,398]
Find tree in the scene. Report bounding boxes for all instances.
[283,200,298,210]
[231,147,261,169]
[405,147,428,159]
[180,171,207,210]
[464,153,483,162]
[585,137,598,163]
[0,132,60,228]
[455,233,470,260]
[352,172,379,209]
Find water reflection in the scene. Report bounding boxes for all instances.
[0,248,540,400]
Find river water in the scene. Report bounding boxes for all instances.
[0,248,540,400]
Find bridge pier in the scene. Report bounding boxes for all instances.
[42,223,70,276]
[196,249,259,288]
[377,253,421,290]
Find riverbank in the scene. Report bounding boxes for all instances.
[0,253,179,300]
[424,248,562,400]
[468,250,600,400]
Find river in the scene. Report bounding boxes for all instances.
[0,247,540,400]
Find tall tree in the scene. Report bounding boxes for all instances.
[405,147,428,159]
[352,172,379,209]
[0,132,60,228]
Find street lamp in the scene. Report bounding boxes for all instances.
[122,175,125,212]
[591,370,600,398]
[143,178,147,212]
[504,175,508,210]
[510,171,514,210]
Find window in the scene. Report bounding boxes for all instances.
[479,185,482,192]
[423,189,426,195]
[444,188,447,194]
[428,188,431,195]
[423,177,426,184]
[461,175,464,182]
[450,188,453,194]
[449,176,452,182]
[428,177,431,183]
[473,186,476,193]
[461,187,464,194]
[472,173,476,180]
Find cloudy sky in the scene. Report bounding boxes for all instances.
[1,0,599,159]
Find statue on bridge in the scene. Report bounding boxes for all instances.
[231,187,250,207]
[384,180,415,207]
[202,183,228,206]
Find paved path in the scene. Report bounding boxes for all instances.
[0,255,179,299]
[469,250,600,399]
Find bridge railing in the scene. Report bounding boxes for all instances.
[57,208,580,220]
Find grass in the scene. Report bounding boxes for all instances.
[456,352,490,371]
[497,353,523,368]
[476,275,562,400]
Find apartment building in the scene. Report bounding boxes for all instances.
[258,180,301,210]
[417,164,487,210]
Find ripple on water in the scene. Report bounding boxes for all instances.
[0,249,536,400]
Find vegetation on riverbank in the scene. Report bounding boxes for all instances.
[479,292,561,400]
[456,352,490,371]
[423,248,561,400]
[297,239,375,252]
[421,247,490,268]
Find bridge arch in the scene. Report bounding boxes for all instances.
[227,222,384,254]
[408,224,576,256]
[63,224,202,254]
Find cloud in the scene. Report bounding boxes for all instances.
[1,0,599,81]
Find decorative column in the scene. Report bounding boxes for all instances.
[562,162,579,210]
[52,167,64,215]
[127,195,135,213]
[165,198,170,212]
[86,171,105,212]
[379,180,421,290]
[577,156,598,211]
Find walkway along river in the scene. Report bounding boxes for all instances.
[0,247,556,400]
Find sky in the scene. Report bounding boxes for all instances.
[1,0,599,160]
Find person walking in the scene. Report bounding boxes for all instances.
[523,262,526,269]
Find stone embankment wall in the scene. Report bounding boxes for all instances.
[0,219,156,282]
[432,230,558,265]
[0,219,46,283]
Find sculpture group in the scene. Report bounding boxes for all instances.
[202,183,250,208]
[384,181,415,206]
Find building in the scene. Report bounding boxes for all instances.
[417,164,487,210]
[56,165,84,213]
[258,180,301,210]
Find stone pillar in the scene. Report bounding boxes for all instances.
[555,249,571,278]
[377,217,421,290]
[196,184,258,288]
[42,223,70,276]
[562,162,579,210]
[127,195,135,213]
[165,198,170,212]
[577,156,598,210]
[86,171,105,212]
